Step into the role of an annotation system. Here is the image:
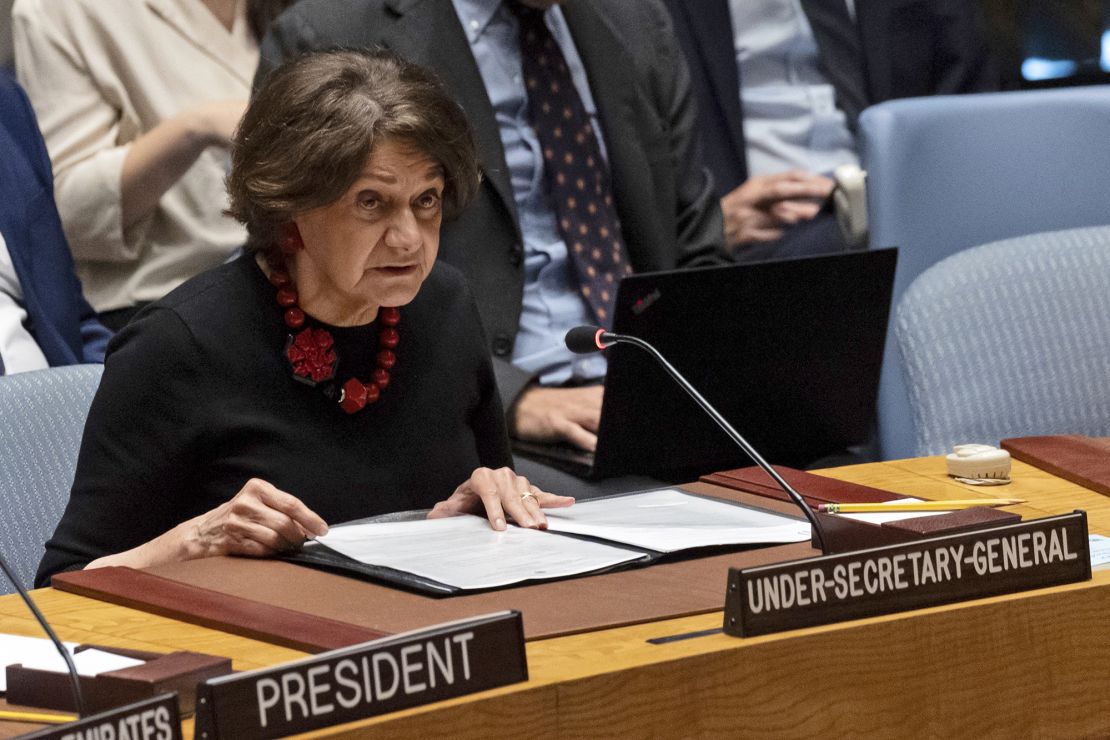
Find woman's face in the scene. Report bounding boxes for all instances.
[291,139,446,324]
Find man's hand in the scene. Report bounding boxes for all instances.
[510,385,604,452]
[721,171,835,249]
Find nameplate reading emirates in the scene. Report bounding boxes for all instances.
[22,694,182,740]
[724,512,1091,637]
[193,611,527,739]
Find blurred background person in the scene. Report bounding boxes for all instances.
[38,50,571,584]
[665,0,998,262]
[11,0,294,329]
[0,71,110,374]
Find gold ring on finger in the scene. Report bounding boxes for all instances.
[520,491,538,504]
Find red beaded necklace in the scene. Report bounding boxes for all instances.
[265,255,400,415]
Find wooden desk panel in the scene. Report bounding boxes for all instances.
[2,458,1107,739]
[541,575,1110,739]
[0,589,305,670]
[297,570,1110,739]
[824,458,1110,533]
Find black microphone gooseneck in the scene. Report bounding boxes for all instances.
[0,551,88,716]
[566,325,829,554]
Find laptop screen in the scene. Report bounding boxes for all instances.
[593,249,897,480]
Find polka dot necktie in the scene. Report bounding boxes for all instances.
[509,2,633,325]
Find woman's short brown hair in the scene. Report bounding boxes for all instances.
[227,49,480,253]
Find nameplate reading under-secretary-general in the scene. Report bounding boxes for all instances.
[193,611,527,739]
[725,512,1091,637]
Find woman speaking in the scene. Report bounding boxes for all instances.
[37,50,572,585]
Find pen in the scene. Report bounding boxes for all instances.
[819,499,1025,513]
[0,709,79,725]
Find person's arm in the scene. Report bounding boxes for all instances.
[488,329,603,452]
[496,341,604,450]
[510,384,603,452]
[118,100,246,231]
[34,308,321,584]
[12,2,244,261]
[493,357,606,453]
[86,477,328,571]
[2,72,113,361]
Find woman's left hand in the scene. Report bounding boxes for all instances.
[428,467,574,531]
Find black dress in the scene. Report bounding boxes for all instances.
[36,255,511,585]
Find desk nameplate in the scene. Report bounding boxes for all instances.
[725,512,1091,637]
[193,611,526,739]
[20,694,182,740]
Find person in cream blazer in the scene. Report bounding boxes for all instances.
[12,0,268,327]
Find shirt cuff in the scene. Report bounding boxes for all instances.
[55,144,149,264]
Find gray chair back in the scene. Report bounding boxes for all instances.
[893,226,1110,457]
[0,364,102,594]
[860,85,1110,459]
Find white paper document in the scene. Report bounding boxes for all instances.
[543,488,812,552]
[0,634,143,691]
[17,647,144,677]
[1090,534,1110,570]
[316,515,649,590]
[315,489,814,590]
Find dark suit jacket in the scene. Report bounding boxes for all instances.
[258,0,728,404]
[666,0,999,198]
[0,73,110,367]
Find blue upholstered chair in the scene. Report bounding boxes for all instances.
[0,364,102,594]
[859,85,1110,459]
[892,225,1110,457]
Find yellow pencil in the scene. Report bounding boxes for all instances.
[819,499,1025,513]
[0,709,79,725]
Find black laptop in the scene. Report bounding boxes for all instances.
[513,248,898,480]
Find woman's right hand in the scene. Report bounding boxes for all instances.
[84,478,328,572]
[181,478,329,558]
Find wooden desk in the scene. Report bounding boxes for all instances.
[2,458,1108,738]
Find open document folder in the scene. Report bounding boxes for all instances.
[298,489,812,594]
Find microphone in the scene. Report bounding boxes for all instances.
[564,325,616,354]
[566,325,829,553]
[0,551,88,716]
